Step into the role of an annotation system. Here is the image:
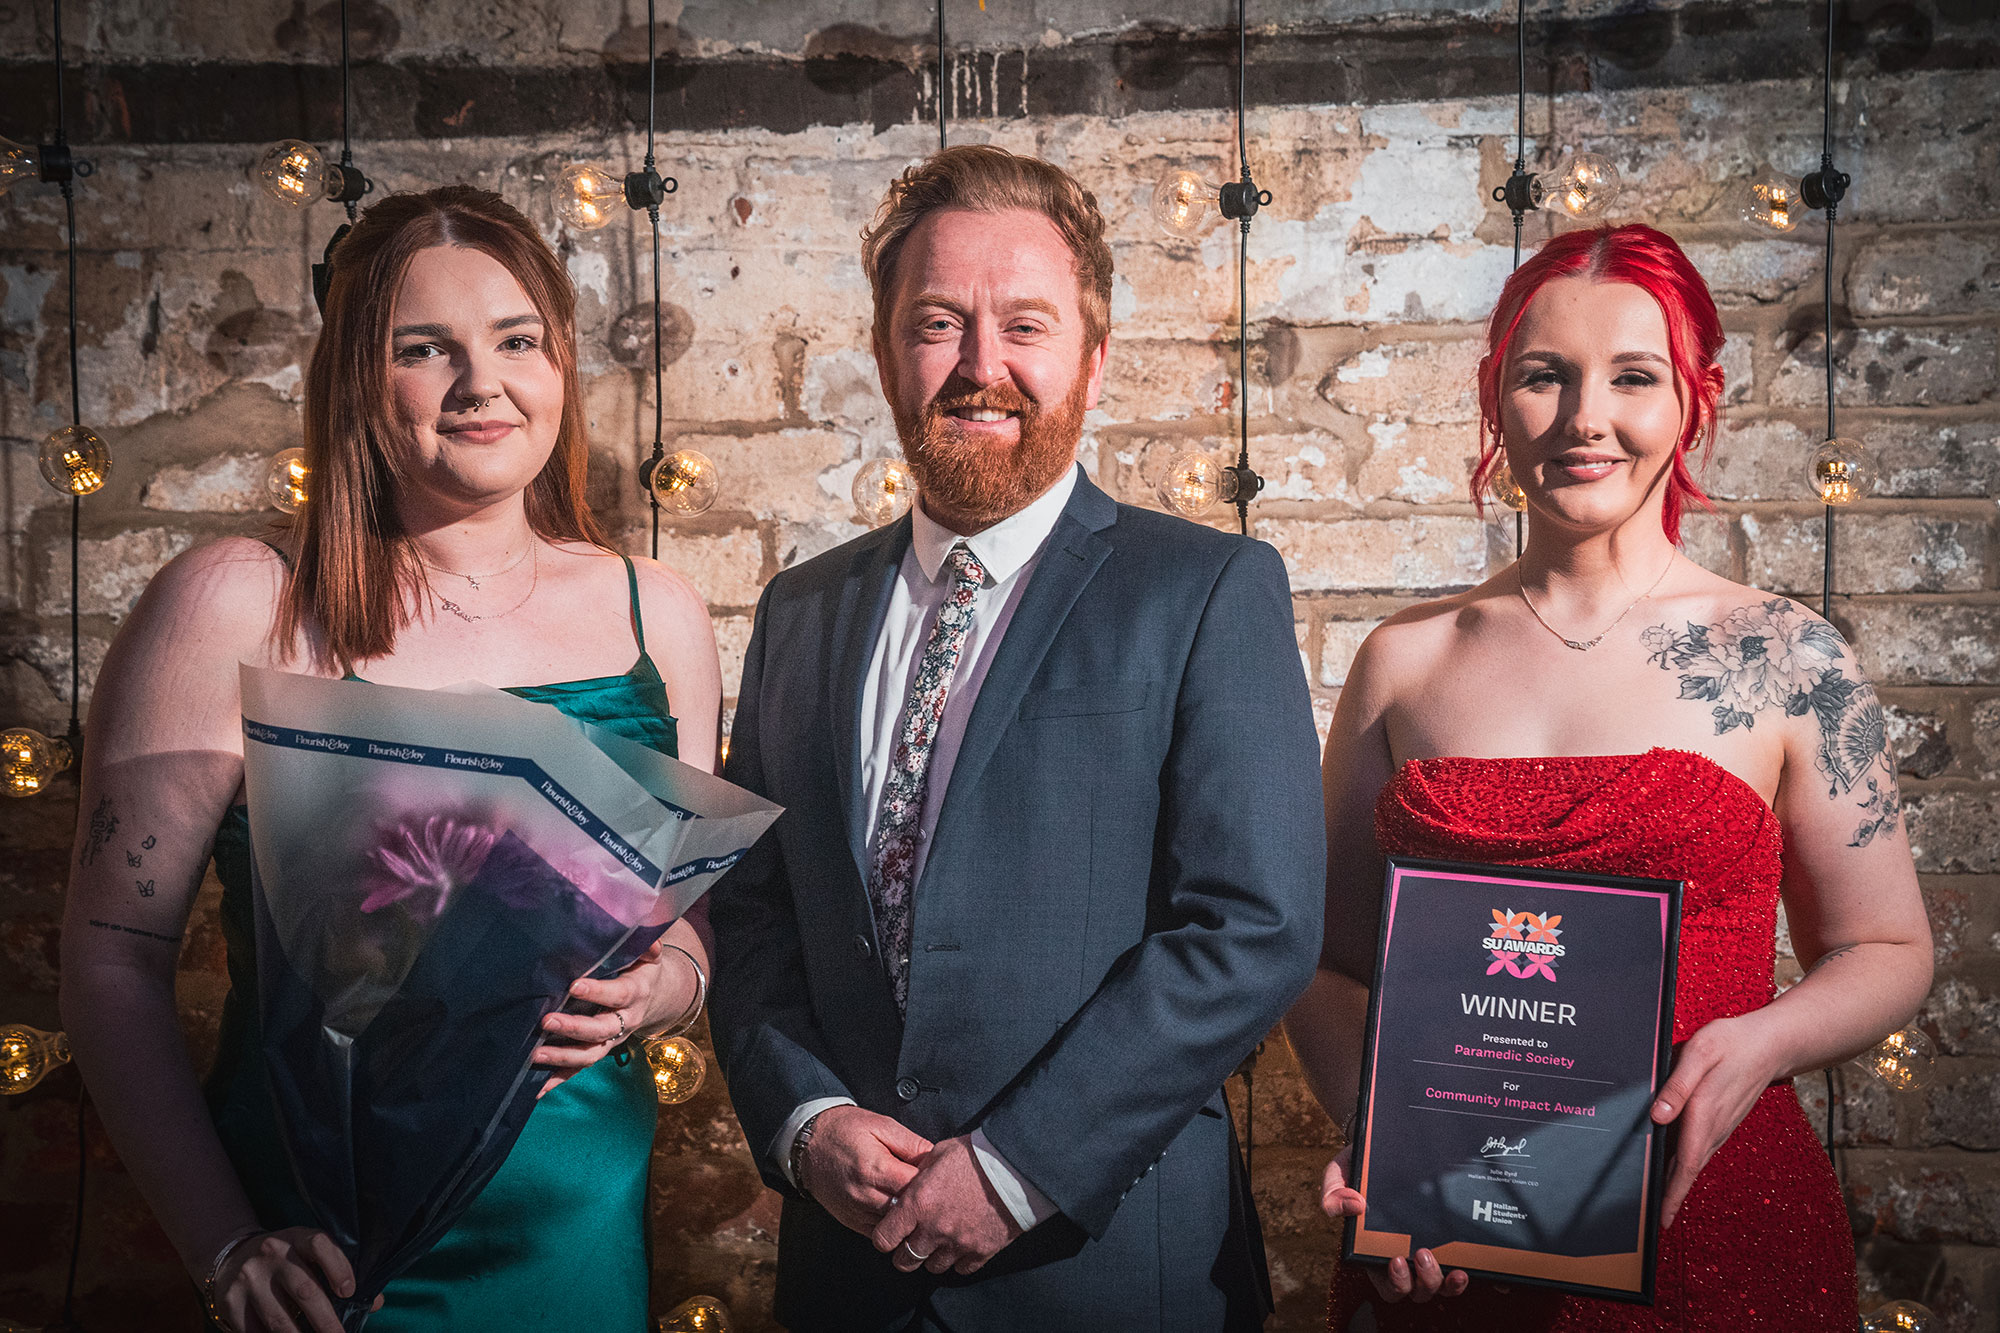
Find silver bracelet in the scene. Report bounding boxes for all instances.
[657,942,708,1038]
[200,1224,266,1327]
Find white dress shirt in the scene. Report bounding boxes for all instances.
[772,465,1079,1232]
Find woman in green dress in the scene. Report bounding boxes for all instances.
[58,186,722,1333]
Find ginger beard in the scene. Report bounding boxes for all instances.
[889,362,1090,529]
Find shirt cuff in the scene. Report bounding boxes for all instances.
[771,1096,857,1188]
[969,1127,1060,1232]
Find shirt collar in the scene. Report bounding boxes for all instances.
[910,463,1079,586]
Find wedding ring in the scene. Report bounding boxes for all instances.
[613,1011,628,1043]
[901,1239,930,1262]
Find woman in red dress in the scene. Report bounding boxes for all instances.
[1283,224,1933,1331]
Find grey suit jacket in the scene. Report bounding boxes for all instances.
[710,471,1326,1332]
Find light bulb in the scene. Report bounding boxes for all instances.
[1152,168,1220,241]
[266,447,310,513]
[644,1034,706,1104]
[0,1024,70,1095]
[1537,152,1620,220]
[38,424,111,496]
[1854,1026,1936,1092]
[658,1295,733,1333]
[253,140,330,209]
[556,162,626,231]
[852,457,918,527]
[1863,1300,1938,1332]
[1487,462,1528,513]
[1809,437,1872,507]
[0,133,41,196]
[1740,169,1805,234]
[2,727,71,797]
[1158,451,1239,518]
[650,449,720,517]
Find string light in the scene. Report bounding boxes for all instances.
[0,1024,70,1095]
[643,1034,705,1104]
[658,1295,733,1333]
[1853,1027,1937,1092]
[648,450,720,517]
[37,424,110,496]
[554,162,628,231]
[0,133,42,194]
[1159,452,1236,519]
[1740,168,1806,233]
[267,447,310,513]
[852,457,918,527]
[1863,1300,1938,1332]
[1152,168,1222,240]
[3,728,72,797]
[252,138,331,207]
[1809,438,1872,507]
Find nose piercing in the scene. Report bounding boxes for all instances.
[463,394,492,411]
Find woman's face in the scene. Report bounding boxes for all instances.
[387,244,564,514]
[1499,276,1688,537]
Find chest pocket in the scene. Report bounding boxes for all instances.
[1017,682,1157,719]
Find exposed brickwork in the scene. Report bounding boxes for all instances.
[1,4,1993,1329]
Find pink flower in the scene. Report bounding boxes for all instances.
[360,816,498,917]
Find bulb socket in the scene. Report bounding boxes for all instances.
[624,167,679,211]
[1495,169,1542,215]
[325,162,373,204]
[1799,165,1850,212]
[1218,174,1272,222]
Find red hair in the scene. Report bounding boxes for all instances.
[1472,224,1723,545]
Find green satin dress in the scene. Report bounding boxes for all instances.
[205,555,675,1331]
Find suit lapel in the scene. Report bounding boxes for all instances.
[927,476,1117,865]
[828,519,911,881]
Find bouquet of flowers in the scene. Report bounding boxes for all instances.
[238,667,779,1330]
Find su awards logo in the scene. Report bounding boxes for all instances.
[1481,908,1566,981]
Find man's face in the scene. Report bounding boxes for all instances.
[875,206,1108,533]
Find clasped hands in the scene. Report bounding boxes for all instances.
[803,1106,1022,1277]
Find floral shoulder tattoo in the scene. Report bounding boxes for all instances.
[1640,598,1901,848]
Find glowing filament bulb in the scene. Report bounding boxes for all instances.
[1863,1300,1938,1332]
[644,1034,706,1104]
[556,162,626,231]
[852,457,918,527]
[1487,462,1528,513]
[253,140,329,208]
[0,133,40,196]
[1809,438,1872,507]
[1740,170,1804,234]
[0,1024,69,1095]
[658,1295,733,1333]
[38,424,111,496]
[1,727,71,797]
[1152,168,1220,240]
[650,449,721,517]
[1158,451,1240,519]
[1538,152,1620,220]
[1856,1026,1936,1092]
[267,447,310,513]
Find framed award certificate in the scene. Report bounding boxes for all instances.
[1342,856,1683,1303]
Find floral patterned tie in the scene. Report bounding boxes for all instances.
[869,544,987,1013]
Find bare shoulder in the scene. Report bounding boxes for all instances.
[127,536,287,657]
[625,551,716,642]
[1353,586,1492,687]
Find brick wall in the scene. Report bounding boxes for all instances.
[2,3,1994,1328]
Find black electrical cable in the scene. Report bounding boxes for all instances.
[936,0,948,155]
[1232,0,1252,537]
[338,0,356,221]
[645,0,665,558]
[1512,0,1526,560]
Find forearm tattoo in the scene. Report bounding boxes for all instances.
[86,918,183,945]
[1641,598,1901,848]
[81,796,119,866]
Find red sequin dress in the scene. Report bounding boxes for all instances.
[1327,748,1857,1332]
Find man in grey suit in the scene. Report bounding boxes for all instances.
[709,145,1325,1331]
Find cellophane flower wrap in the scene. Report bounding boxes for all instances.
[238,667,780,1331]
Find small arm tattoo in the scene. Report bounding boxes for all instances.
[1642,598,1902,847]
[81,797,119,866]
[135,879,156,897]
[87,918,183,944]
[1807,943,1860,974]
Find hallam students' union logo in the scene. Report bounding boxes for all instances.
[1481,908,1565,981]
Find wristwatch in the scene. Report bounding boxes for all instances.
[790,1111,825,1198]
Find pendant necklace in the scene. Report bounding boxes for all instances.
[435,544,538,625]
[1518,555,1675,652]
[419,541,532,591]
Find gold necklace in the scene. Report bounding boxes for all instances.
[418,541,532,591]
[1518,556,1675,652]
[435,545,538,624]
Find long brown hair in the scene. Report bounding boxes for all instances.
[277,185,605,670]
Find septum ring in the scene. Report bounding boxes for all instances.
[463,394,492,410]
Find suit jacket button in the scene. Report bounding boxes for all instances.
[853,934,872,958]
[895,1077,920,1102]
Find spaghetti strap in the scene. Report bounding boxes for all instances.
[258,537,293,570]
[620,554,645,656]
